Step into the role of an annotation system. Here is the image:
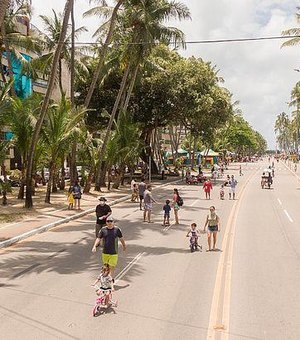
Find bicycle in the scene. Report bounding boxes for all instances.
[189,235,202,252]
[92,285,118,317]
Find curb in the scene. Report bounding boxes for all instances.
[0,178,182,249]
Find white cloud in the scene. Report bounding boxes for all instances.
[31,0,300,148]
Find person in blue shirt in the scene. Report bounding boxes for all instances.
[162,200,171,226]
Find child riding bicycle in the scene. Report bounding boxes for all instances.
[91,263,114,307]
[186,223,202,252]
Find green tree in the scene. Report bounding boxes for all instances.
[6,94,41,199]
[42,96,86,203]
[92,0,190,190]
[32,9,87,95]
[275,112,291,152]
[106,110,142,188]
[25,0,73,208]
[282,7,300,48]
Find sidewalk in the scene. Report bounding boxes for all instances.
[0,177,182,249]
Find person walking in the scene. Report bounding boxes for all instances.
[131,179,136,202]
[143,185,157,223]
[229,175,238,200]
[173,188,181,224]
[203,206,220,252]
[92,216,126,279]
[72,181,82,210]
[203,178,213,199]
[239,165,243,176]
[138,177,147,210]
[95,197,112,238]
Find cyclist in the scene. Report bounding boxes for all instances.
[186,223,202,250]
[92,264,114,307]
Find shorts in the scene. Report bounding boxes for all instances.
[208,225,218,232]
[102,253,118,267]
[230,187,236,193]
[164,213,170,218]
[95,223,105,238]
[174,203,179,210]
[144,203,152,211]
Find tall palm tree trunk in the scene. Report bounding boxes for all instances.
[84,0,124,108]
[70,0,75,106]
[45,162,55,203]
[94,62,131,191]
[69,142,77,183]
[0,0,10,30]
[58,59,64,96]
[0,162,7,181]
[25,0,73,208]
[59,160,66,190]
[83,165,95,193]
[122,63,139,112]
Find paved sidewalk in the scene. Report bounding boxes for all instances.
[0,177,182,248]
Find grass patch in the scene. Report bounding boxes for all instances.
[0,213,25,224]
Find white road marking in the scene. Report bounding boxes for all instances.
[277,198,282,206]
[190,199,199,207]
[284,210,294,223]
[163,222,175,232]
[115,252,145,283]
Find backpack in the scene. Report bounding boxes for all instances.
[177,196,184,207]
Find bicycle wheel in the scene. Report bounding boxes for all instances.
[93,305,100,317]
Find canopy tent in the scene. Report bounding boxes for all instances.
[200,149,219,157]
[164,148,188,157]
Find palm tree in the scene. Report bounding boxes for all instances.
[92,0,190,190]
[106,109,142,188]
[0,80,12,181]
[81,133,102,194]
[32,9,87,96]
[274,112,291,152]
[7,94,40,199]
[282,7,300,48]
[83,0,125,108]
[42,96,86,203]
[25,0,73,208]
[289,82,300,152]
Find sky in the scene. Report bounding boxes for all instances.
[30,0,300,149]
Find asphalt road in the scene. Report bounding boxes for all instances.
[1,160,299,340]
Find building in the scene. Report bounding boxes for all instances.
[0,11,71,176]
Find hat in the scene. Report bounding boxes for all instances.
[98,197,107,202]
[106,216,114,222]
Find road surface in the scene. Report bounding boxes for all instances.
[1,160,299,340]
